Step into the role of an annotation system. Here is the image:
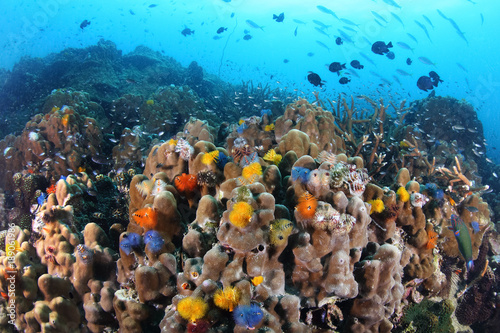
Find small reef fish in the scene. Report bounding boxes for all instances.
[316,5,339,20]
[371,41,393,55]
[342,25,357,33]
[340,18,359,27]
[359,52,376,66]
[391,12,404,27]
[312,20,331,29]
[273,12,284,22]
[417,76,434,92]
[328,62,346,75]
[314,27,330,37]
[396,42,414,52]
[80,19,91,30]
[414,20,432,42]
[243,34,252,40]
[449,214,474,271]
[335,37,343,45]
[382,0,401,9]
[422,15,434,29]
[437,9,448,20]
[371,11,388,24]
[316,40,330,51]
[348,68,360,78]
[406,33,418,44]
[396,69,412,77]
[418,56,435,66]
[246,19,264,30]
[386,51,395,60]
[181,27,194,36]
[339,77,350,84]
[429,71,443,86]
[456,63,468,73]
[350,60,363,69]
[217,27,227,34]
[406,58,412,65]
[307,72,324,87]
[337,29,353,43]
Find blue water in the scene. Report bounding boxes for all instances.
[1,0,499,160]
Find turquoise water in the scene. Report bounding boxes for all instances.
[1,0,499,160]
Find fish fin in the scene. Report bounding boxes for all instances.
[387,41,393,48]
[455,230,460,237]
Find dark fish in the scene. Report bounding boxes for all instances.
[294,26,298,36]
[307,72,325,87]
[283,59,289,63]
[148,4,158,8]
[406,58,412,65]
[429,71,443,86]
[181,28,194,36]
[129,10,135,15]
[92,154,111,165]
[350,60,363,69]
[371,41,393,55]
[243,34,252,40]
[217,27,227,34]
[386,51,395,60]
[273,12,285,22]
[417,76,434,92]
[335,37,343,45]
[328,62,346,75]
[339,77,350,84]
[80,20,91,30]
[465,206,479,213]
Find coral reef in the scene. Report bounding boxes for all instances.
[0,51,499,333]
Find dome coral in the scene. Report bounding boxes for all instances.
[229,201,254,228]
